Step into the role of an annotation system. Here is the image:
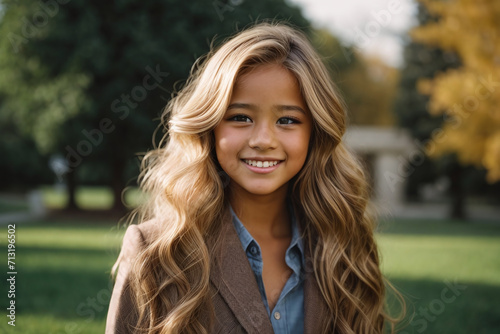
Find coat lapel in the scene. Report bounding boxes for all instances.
[303,268,330,334]
[208,209,274,334]
[208,206,330,334]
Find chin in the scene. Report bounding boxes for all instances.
[247,189,278,196]
[241,183,285,196]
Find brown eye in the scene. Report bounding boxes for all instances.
[277,117,300,125]
[229,115,252,122]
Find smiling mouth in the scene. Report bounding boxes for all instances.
[242,159,282,168]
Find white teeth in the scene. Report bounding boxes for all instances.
[243,160,280,168]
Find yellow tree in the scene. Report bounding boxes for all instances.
[412,0,500,182]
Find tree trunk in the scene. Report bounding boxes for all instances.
[111,158,126,213]
[449,166,466,220]
[66,170,79,210]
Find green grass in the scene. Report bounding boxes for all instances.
[0,195,29,213]
[0,186,145,213]
[0,218,499,333]
[0,219,126,334]
[376,219,500,333]
[39,186,144,210]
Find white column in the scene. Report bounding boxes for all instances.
[28,190,47,217]
[373,152,405,216]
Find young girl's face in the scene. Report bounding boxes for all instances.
[214,64,312,197]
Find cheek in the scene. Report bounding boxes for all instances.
[286,132,311,163]
[214,127,240,164]
[214,126,229,150]
[216,137,230,154]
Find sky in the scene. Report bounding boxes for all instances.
[288,0,419,67]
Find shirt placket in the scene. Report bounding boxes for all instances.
[270,243,303,332]
[246,241,270,313]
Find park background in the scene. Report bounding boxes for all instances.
[0,0,499,333]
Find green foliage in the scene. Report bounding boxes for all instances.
[311,28,357,71]
[0,108,53,189]
[312,28,397,126]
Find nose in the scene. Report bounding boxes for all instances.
[248,121,278,150]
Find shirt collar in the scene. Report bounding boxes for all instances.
[229,200,304,259]
[230,204,255,253]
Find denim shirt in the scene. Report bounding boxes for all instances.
[229,202,305,334]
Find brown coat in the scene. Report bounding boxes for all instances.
[106,210,330,334]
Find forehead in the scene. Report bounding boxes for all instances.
[231,64,305,105]
[235,64,299,87]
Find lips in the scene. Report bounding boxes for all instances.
[240,159,283,174]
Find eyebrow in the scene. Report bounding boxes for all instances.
[227,103,307,115]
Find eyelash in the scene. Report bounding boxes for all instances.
[228,114,301,124]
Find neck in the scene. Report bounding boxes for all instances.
[227,182,291,239]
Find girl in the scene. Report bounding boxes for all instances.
[106,22,402,334]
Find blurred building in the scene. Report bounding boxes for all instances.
[344,126,415,216]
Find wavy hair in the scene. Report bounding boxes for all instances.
[121,22,404,333]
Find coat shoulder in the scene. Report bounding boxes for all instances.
[135,219,163,244]
[105,219,163,334]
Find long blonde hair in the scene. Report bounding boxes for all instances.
[123,22,403,333]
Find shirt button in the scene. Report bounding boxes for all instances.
[274,311,281,320]
[250,246,258,255]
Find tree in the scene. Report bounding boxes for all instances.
[393,2,471,218]
[394,1,500,218]
[311,28,397,127]
[0,102,53,190]
[0,0,308,211]
[412,0,500,183]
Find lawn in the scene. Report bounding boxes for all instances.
[377,218,500,333]
[0,217,499,333]
[0,219,126,334]
[1,186,144,213]
[39,186,144,210]
[0,194,29,214]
